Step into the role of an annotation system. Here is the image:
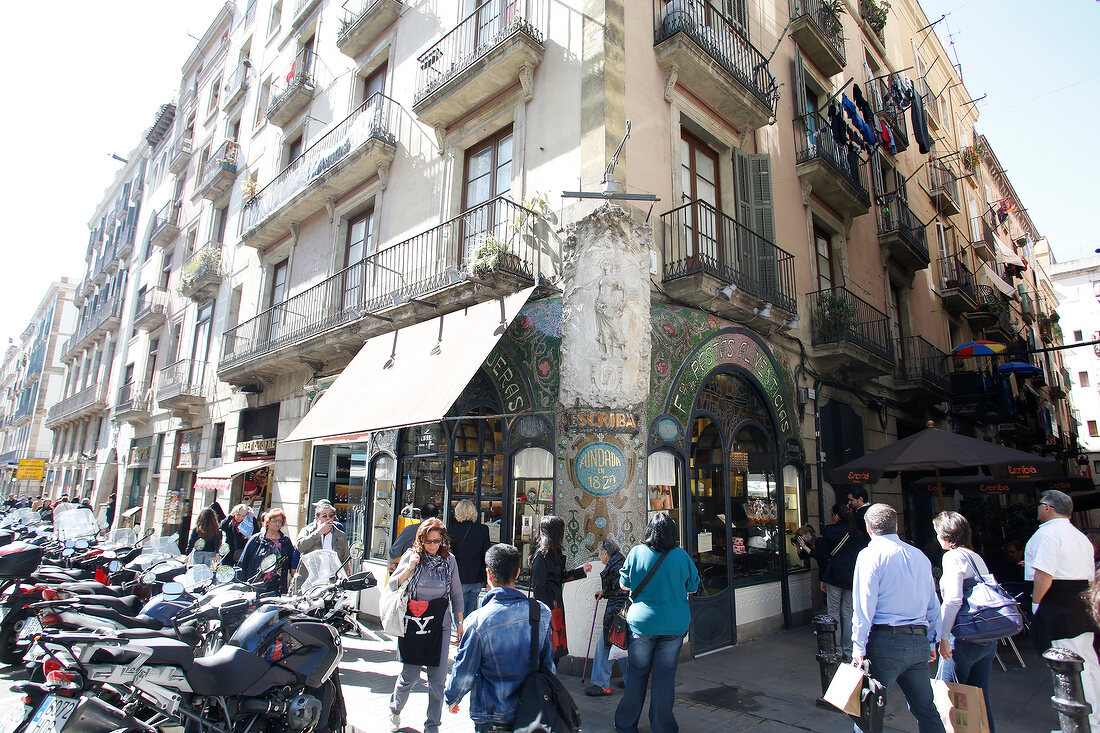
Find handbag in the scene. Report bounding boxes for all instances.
[608,550,669,651]
[952,552,1024,642]
[379,553,413,636]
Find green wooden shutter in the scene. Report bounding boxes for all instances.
[751,154,775,244]
[793,46,808,119]
[309,445,331,508]
[733,148,754,286]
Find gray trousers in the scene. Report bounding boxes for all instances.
[390,623,450,733]
[826,583,854,658]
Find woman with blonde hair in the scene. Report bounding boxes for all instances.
[235,508,294,593]
[387,518,463,733]
[448,499,492,617]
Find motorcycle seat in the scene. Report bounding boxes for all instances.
[55,582,124,597]
[117,625,202,648]
[88,637,195,670]
[70,595,143,615]
[79,607,162,629]
[187,646,296,697]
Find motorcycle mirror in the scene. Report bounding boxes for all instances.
[62,548,75,557]
[75,540,90,550]
[258,554,278,572]
[162,581,185,601]
[108,560,122,573]
[141,570,158,585]
[215,566,235,584]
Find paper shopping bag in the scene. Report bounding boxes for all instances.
[824,663,865,716]
[931,679,991,733]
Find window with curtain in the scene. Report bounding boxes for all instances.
[647,450,681,536]
[512,446,553,574]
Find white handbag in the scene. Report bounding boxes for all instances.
[379,555,414,636]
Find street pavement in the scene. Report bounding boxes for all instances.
[0,622,1061,732]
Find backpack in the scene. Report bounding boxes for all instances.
[512,600,581,733]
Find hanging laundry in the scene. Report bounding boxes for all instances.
[842,94,876,149]
[852,83,876,129]
[878,119,896,155]
[910,88,931,154]
[829,104,848,148]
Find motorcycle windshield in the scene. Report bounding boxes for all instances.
[180,565,214,592]
[1,508,38,528]
[54,508,99,541]
[108,528,138,546]
[141,535,182,557]
[298,549,341,593]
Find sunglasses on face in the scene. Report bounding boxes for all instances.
[423,538,443,546]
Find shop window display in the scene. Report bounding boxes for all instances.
[368,454,395,560]
[782,464,805,569]
[396,424,446,535]
[729,424,779,580]
[512,446,553,582]
[450,410,505,536]
[647,451,681,535]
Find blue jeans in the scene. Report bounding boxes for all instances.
[614,633,683,733]
[590,629,621,689]
[936,639,996,733]
[860,628,945,733]
[462,583,482,617]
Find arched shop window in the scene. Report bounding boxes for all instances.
[691,416,727,595]
[368,454,395,560]
[396,423,447,535]
[782,464,805,569]
[647,450,682,535]
[730,423,779,580]
[450,408,505,527]
[512,446,553,573]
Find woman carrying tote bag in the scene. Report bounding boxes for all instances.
[387,518,463,733]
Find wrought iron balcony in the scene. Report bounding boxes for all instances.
[788,0,845,76]
[293,0,322,26]
[413,0,546,131]
[940,254,978,314]
[858,0,886,45]
[133,288,169,332]
[970,212,997,261]
[115,381,154,423]
[876,195,928,271]
[807,286,894,377]
[223,61,250,111]
[895,335,949,398]
[60,291,125,362]
[653,0,776,132]
[794,115,871,218]
[179,243,223,302]
[44,382,109,428]
[337,0,403,58]
[196,140,239,200]
[659,199,796,324]
[220,195,545,383]
[949,369,1009,416]
[157,360,209,413]
[268,48,319,128]
[168,131,194,175]
[929,160,960,216]
[241,93,397,251]
[866,77,908,154]
[150,202,182,249]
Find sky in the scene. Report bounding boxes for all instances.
[0,1,1095,347]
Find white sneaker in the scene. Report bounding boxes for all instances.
[389,712,400,732]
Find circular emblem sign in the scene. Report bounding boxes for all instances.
[574,442,627,497]
[656,418,680,442]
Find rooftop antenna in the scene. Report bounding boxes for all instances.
[562,119,661,220]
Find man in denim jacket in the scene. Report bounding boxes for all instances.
[445,543,554,732]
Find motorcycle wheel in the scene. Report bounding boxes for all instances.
[318,677,347,733]
[0,608,31,665]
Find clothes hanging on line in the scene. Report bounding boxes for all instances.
[852,83,876,128]
[878,119,896,155]
[842,94,876,150]
[910,87,932,154]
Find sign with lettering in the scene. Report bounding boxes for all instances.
[991,462,1044,480]
[566,410,639,434]
[573,442,627,497]
[15,460,44,481]
[176,429,203,470]
[237,438,277,455]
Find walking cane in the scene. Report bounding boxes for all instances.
[581,595,600,683]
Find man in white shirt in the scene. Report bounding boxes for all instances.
[1025,489,1099,729]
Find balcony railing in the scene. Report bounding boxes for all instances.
[179,243,223,300]
[866,77,909,154]
[242,93,397,235]
[197,140,239,198]
[793,114,871,203]
[134,288,169,330]
[150,202,182,247]
[269,48,318,115]
[168,131,194,174]
[337,0,403,57]
[653,0,775,112]
[415,0,547,105]
[61,290,125,359]
[858,0,886,44]
[896,336,949,392]
[788,0,845,64]
[115,381,154,417]
[223,61,251,109]
[876,195,928,259]
[222,195,542,369]
[660,199,796,314]
[158,359,210,403]
[45,383,108,427]
[941,254,977,302]
[808,286,894,363]
[929,160,960,213]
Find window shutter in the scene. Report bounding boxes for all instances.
[792,46,808,119]
[870,151,885,197]
[309,445,331,508]
[751,154,775,244]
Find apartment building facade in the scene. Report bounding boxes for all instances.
[36,0,1084,656]
[0,281,77,496]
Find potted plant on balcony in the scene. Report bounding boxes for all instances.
[178,248,222,294]
[812,291,858,335]
[862,0,890,40]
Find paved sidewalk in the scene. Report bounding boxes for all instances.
[342,622,1059,733]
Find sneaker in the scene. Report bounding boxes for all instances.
[584,684,613,696]
[389,712,400,731]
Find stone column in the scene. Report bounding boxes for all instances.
[556,204,651,565]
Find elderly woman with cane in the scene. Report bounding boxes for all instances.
[584,538,628,696]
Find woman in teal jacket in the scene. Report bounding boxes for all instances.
[614,512,699,733]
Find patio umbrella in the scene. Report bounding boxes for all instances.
[997,362,1041,376]
[951,340,1007,359]
[910,472,1090,497]
[828,426,1059,486]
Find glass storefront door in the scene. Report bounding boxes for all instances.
[511,447,553,583]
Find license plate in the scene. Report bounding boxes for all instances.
[16,617,40,641]
[25,697,77,733]
[0,703,27,733]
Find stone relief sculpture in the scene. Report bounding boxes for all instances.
[559,204,652,409]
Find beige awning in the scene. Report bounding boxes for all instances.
[284,288,535,444]
[195,459,274,492]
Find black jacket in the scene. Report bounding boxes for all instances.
[449,521,492,584]
[599,551,628,639]
[531,549,585,610]
[820,523,868,590]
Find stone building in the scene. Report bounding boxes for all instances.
[38,0,1084,657]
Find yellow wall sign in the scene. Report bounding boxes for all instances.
[15,460,45,480]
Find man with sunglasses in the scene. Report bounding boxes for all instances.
[294,499,351,590]
[1025,489,1098,729]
